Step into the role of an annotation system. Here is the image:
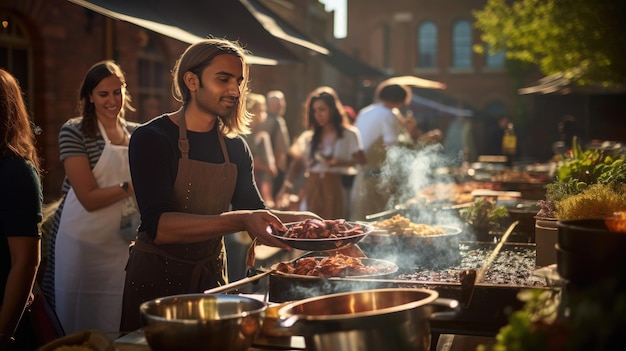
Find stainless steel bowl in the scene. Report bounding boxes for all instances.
[140,293,266,351]
[277,288,458,351]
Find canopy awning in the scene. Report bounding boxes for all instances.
[67,0,328,65]
[241,0,329,55]
[519,71,626,95]
[321,42,386,77]
[518,72,573,95]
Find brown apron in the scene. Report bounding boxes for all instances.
[119,115,237,332]
[351,137,389,221]
[304,172,344,219]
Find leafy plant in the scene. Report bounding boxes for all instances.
[556,137,625,186]
[537,137,626,219]
[460,198,509,229]
[479,281,626,351]
[555,183,626,220]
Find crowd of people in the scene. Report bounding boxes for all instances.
[1,37,461,348]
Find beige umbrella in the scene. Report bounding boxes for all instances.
[379,75,447,90]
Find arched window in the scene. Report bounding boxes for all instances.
[485,45,505,68]
[452,20,472,68]
[0,12,33,106]
[417,21,437,68]
[136,31,167,122]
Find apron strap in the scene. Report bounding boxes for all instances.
[177,112,190,159]
[218,128,230,163]
[179,113,230,164]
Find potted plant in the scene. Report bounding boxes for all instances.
[478,281,626,351]
[460,197,509,242]
[535,137,626,266]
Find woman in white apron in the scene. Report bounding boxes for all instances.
[53,61,139,336]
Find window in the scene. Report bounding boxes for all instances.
[485,45,505,69]
[417,22,437,68]
[136,31,167,122]
[452,20,472,68]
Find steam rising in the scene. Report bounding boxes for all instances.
[379,143,464,229]
[360,143,470,269]
[268,145,474,303]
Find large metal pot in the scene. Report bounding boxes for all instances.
[277,288,458,351]
[140,293,266,351]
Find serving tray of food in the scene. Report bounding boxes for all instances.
[269,219,373,251]
[273,254,398,279]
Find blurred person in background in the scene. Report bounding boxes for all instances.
[49,61,140,336]
[245,93,277,208]
[276,87,365,220]
[340,104,359,217]
[351,83,411,221]
[0,68,42,350]
[444,114,476,165]
[262,90,291,198]
[343,105,357,125]
[120,38,318,332]
[552,114,579,156]
[483,114,509,156]
[224,93,278,282]
[398,110,443,150]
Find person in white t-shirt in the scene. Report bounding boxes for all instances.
[351,83,411,221]
[276,87,365,220]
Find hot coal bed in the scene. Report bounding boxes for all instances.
[267,241,552,337]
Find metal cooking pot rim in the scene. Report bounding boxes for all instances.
[557,219,615,233]
[277,288,438,321]
[140,293,267,321]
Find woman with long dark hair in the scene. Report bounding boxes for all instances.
[277,87,365,219]
[44,60,140,336]
[0,68,42,350]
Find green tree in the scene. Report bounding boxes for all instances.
[473,0,626,87]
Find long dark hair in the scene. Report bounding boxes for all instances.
[305,87,348,160]
[78,60,133,138]
[0,68,41,175]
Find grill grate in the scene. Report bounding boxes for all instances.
[398,242,546,287]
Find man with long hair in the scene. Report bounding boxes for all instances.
[120,38,318,331]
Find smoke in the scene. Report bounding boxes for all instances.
[378,143,464,227]
[269,273,395,303]
[357,143,471,269]
[381,143,446,205]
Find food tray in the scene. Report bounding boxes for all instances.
[270,220,373,251]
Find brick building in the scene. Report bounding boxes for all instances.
[1,0,341,201]
[333,0,546,159]
[4,0,619,201]
[333,0,625,162]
